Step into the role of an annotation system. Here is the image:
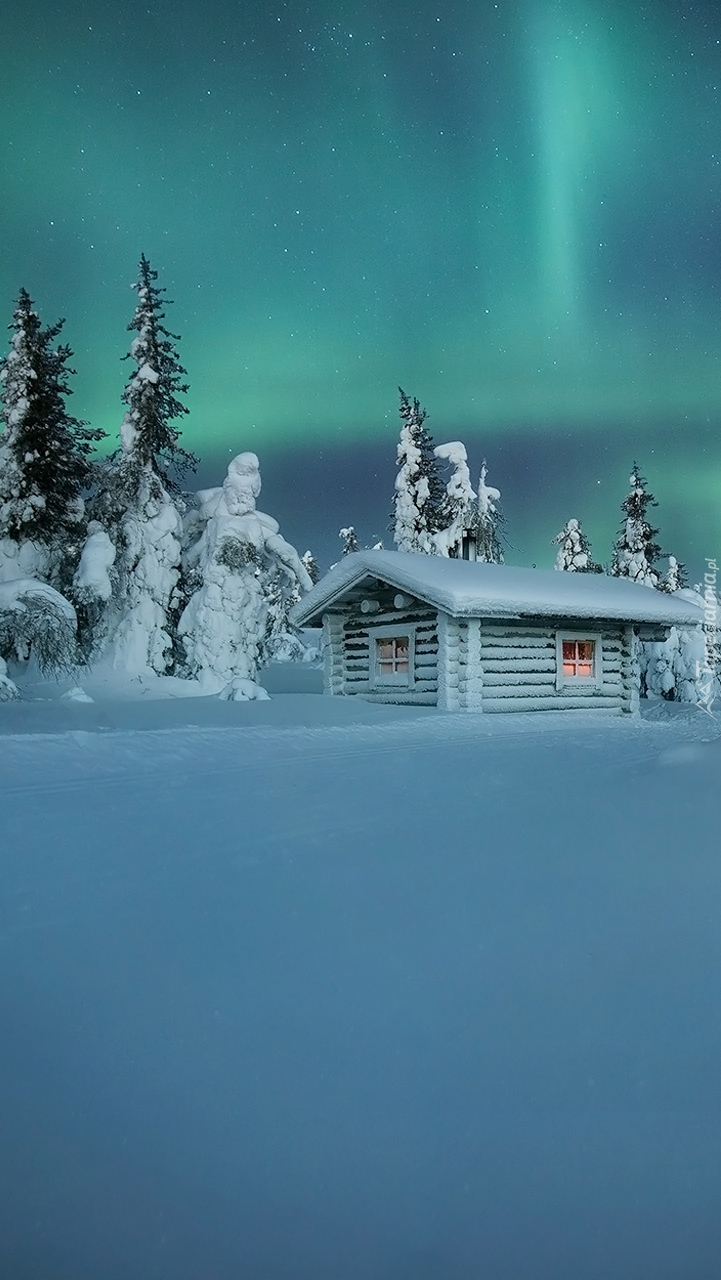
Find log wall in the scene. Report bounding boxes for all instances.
[325,580,439,704]
[477,620,630,713]
[323,588,636,713]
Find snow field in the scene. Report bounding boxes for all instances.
[1,704,721,1278]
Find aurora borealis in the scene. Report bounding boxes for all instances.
[2,0,720,569]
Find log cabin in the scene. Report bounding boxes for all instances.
[290,551,704,714]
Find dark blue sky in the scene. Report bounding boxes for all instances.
[2,0,720,572]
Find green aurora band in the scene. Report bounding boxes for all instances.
[1,0,720,563]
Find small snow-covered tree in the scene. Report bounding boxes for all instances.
[610,466,662,587]
[179,452,311,692]
[339,526,359,555]
[0,289,104,586]
[94,257,195,674]
[0,578,77,676]
[261,563,309,663]
[301,550,320,584]
[639,578,717,704]
[659,555,687,594]
[473,460,504,564]
[432,441,476,556]
[393,388,445,554]
[551,518,602,573]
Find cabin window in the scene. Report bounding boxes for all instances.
[562,639,595,677]
[375,635,410,680]
[556,632,601,689]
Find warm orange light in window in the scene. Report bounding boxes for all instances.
[376,636,410,678]
[562,639,595,678]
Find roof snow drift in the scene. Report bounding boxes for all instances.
[292,551,704,628]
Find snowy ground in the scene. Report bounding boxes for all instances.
[1,675,721,1279]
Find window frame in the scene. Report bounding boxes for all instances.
[555,630,603,691]
[371,623,416,688]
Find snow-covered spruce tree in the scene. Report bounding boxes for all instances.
[0,578,78,678]
[610,466,662,587]
[393,388,446,554]
[639,608,711,703]
[93,256,196,674]
[473,460,504,564]
[301,549,320,584]
[179,453,312,695]
[639,566,714,703]
[339,526,359,555]
[551,518,603,573]
[659,555,687,594]
[0,289,104,588]
[432,441,476,556]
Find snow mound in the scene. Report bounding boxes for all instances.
[61,685,94,704]
[218,676,271,702]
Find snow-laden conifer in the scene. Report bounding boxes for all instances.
[109,256,196,504]
[432,441,476,556]
[610,466,662,587]
[179,452,311,691]
[0,578,78,676]
[474,460,504,564]
[94,257,195,674]
[551,517,602,573]
[339,526,359,555]
[393,388,445,553]
[301,550,320,584]
[659,555,687,594]
[0,289,103,587]
[639,599,717,704]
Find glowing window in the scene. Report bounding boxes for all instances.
[376,636,410,678]
[562,639,595,678]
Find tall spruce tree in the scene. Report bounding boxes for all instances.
[0,288,103,583]
[102,254,196,512]
[393,388,445,553]
[610,465,662,587]
[93,257,196,674]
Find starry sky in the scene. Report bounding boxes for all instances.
[1,0,720,572]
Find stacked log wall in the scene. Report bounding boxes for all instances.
[478,620,629,713]
[331,582,439,704]
[322,613,344,695]
[437,614,461,711]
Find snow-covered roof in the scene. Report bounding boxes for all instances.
[291,551,704,628]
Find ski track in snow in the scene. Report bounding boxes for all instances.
[0,705,715,795]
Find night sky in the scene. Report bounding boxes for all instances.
[2,0,720,572]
